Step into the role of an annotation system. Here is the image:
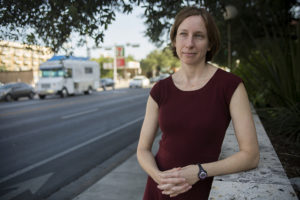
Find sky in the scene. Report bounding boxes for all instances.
[68,6,160,61]
[61,2,300,61]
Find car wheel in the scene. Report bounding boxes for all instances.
[28,92,34,99]
[39,95,46,99]
[60,88,68,98]
[5,94,13,102]
[84,87,93,95]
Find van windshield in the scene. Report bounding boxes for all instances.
[40,68,65,77]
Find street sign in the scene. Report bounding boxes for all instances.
[117,58,125,67]
[115,46,125,68]
[115,46,125,58]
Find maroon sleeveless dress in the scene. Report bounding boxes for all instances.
[143,68,243,200]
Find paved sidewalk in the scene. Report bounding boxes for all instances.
[73,107,298,200]
[73,136,159,200]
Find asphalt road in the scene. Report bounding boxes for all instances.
[0,88,149,200]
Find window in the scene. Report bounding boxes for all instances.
[41,68,65,78]
[84,67,93,74]
[66,68,72,78]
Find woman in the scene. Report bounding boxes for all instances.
[137,6,259,200]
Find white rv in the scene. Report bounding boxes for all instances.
[36,56,100,99]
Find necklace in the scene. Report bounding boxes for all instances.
[173,65,213,91]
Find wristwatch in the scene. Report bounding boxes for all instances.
[197,163,207,180]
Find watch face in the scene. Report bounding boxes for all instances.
[199,171,207,179]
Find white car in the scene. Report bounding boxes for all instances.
[158,73,170,81]
[150,73,170,83]
[129,76,150,88]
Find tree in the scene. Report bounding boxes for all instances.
[1,0,298,61]
[92,54,138,78]
[0,0,139,52]
[140,48,180,77]
[141,0,299,66]
[125,54,136,62]
[0,65,7,72]
[92,56,113,78]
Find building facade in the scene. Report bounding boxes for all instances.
[0,40,53,85]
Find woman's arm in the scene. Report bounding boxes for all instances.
[137,95,161,183]
[202,82,260,176]
[159,82,260,197]
[137,96,190,195]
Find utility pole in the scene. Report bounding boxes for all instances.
[86,35,91,58]
[93,43,139,82]
[223,5,238,71]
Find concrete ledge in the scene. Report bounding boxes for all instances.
[73,107,298,200]
[209,109,298,199]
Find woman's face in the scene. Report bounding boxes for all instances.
[174,15,210,65]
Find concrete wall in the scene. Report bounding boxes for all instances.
[73,105,298,200]
[209,108,298,199]
[0,70,34,85]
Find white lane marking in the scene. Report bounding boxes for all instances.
[0,116,144,184]
[61,108,98,119]
[1,173,53,200]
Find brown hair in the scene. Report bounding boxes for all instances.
[170,6,220,62]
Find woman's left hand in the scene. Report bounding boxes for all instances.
[157,165,199,197]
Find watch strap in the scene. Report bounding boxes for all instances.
[197,163,207,180]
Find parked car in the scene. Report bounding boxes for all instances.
[129,76,150,88]
[150,76,160,84]
[150,73,170,83]
[0,82,35,101]
[101,78,115,90]
[158,73,170,80]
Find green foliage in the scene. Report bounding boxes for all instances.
[1,0,297,63]
[257,105,300,143]
[0,65,7,72]
[142,0,189,46]
[234,14,300,143]
[92,56,113,78]
[140,48,180,77]
[92,55,138,78]
[141,0,297,66]
[0,0,138,52]
[103,70,113,78]
[126,54,136,62]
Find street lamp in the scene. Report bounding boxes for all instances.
[223,5,238,70]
